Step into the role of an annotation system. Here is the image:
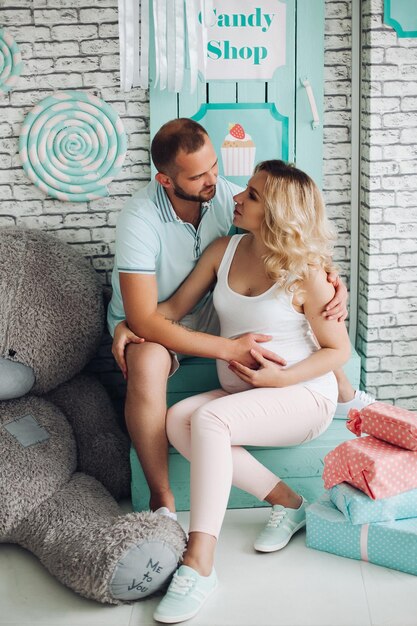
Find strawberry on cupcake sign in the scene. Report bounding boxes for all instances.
[198,0,286,80]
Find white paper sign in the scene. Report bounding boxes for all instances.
[197,0,286,80]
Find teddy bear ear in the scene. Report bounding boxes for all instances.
[0,228,104,394]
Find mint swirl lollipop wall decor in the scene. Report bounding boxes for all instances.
[19,91,127,202]
[0,28,23,93]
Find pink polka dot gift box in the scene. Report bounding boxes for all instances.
[306,496,417,577]
[323,435,417,500]
[347,401,417,450]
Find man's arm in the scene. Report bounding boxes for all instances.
[120,272,277,368]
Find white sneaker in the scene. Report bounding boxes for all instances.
[336,389,375,418]
[154,506,178,521]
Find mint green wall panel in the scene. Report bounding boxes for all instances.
[295,0,325,187]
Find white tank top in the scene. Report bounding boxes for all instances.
[212,234,338,404]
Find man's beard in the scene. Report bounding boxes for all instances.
[172,181,216,203]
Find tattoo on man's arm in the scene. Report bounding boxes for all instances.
[165,317,196,332]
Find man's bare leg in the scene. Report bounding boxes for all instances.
[125,341,175,512]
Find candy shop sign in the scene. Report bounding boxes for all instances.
[198,0,286,80]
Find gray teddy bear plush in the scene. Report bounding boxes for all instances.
[0,228,186,604]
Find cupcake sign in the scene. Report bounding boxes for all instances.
[198,0,286,80]
[221,123,256,176]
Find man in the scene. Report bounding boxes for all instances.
[108,118,373,517]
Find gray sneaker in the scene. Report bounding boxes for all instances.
[254,497,308,552]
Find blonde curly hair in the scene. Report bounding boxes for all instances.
[254,160,337,292]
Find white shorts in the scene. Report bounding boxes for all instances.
[168,294,220,377]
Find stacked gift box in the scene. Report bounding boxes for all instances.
[306,401,417,576]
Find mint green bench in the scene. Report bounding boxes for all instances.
[131,350,361,511]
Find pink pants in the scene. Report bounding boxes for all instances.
[166,385,335,539]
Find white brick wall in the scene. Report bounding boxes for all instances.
[358,0,417,409]
[0,0,150,292]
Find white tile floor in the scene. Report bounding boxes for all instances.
[2,505,417,626]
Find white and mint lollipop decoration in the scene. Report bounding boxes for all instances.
[0,28,23,93]
[19,91,127,202]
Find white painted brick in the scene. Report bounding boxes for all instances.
[1,9,32,25]
[397,223,417,237]
[384,81,417,97]
[17,214,63,229]
[21,58,54,76]
[384,144,417,159]
[380,267,417,284]
[0,186,12,199]
[10,25,50,42]
[363,253,397,270]
[79,8,118,23]
[366,371,394,386]
[368,129,400,145]
[379,326,417,340]
[51,24,97,40]
[399,253,417,268]
[368,160,399,176]
[380,299,417,315]
[13,185,47,201]
[382,174,417,190]
[99,23,119,38]
[383,111,417,128]
[359,357,381,372]
[21,72,83,90]
[381,238,416,253]
[34,40,80,57]
[324,18,352,36]
[55,56,99,72]
[0,154,12,168]
[399,160,417,174]
[385,47,417,65]
[395,191,417,207]
[64,213,107,228]
[34,8,78,24]
[80,38,119,55]
[99,55,119,71]
[326,2,349,19]
[53,228,92,243]
[323,127,349,142]
[83,71,119,88]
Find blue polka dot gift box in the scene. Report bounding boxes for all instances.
[306,496,417,576]
[330,482,417,526]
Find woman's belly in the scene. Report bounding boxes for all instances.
[216,337,338,404]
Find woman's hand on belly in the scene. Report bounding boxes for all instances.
[228,349,291,388]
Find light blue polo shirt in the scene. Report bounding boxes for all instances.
[107,176,242,336]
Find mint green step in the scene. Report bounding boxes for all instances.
[131,348,361,512]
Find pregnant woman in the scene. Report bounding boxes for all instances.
[151,160,351,623]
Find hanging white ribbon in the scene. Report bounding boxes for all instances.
[166,0,176,92]
[174,0,185,92]
[118,0,127,90]
[138,0,149,88]
[119,0,141,91]
[118,0,206,93]
[184,0,198,92]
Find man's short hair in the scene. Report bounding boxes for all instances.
[151,118,208,176]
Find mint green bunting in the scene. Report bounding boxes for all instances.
[0,28,23,93]
[19,91,127,202]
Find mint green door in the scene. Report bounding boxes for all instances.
[149,0,324,186]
